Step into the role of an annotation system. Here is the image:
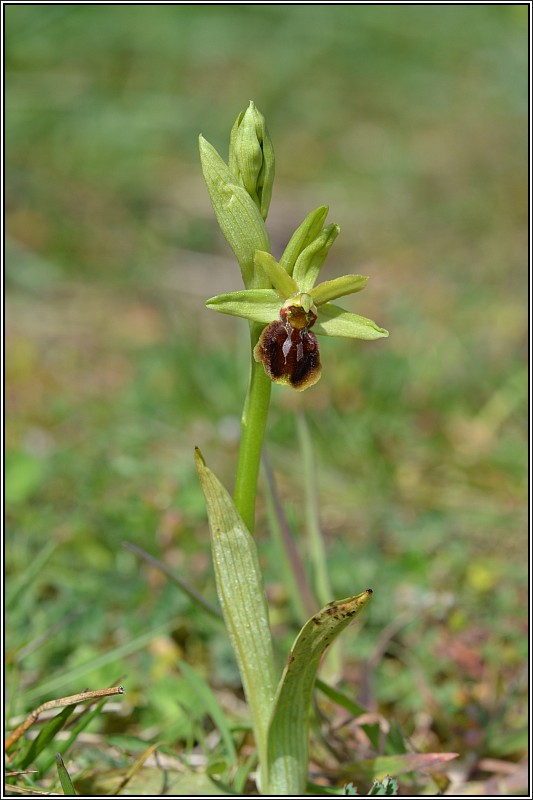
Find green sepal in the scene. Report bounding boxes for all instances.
[206,289,280,324]
[279,206,329,277]
[228,110,245,177]
[266,590,373,794]
[292,223,340,292]
[314,303,389,340]
[310,274,368,306]
[199,135,270,289]
[254,251,298,298]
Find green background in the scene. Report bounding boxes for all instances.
[6,4,528,793]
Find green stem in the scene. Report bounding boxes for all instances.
[234,322,272,533]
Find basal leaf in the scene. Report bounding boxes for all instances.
[195,449,276,791]
[267,590,373,794]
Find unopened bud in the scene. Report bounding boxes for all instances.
[229,101,275,221]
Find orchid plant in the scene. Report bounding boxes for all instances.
[196,102,388,795]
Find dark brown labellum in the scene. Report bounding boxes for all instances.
[254,320,322,391]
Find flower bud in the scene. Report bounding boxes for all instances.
[229,101,275,221]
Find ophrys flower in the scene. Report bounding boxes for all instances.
[206,244,388,391]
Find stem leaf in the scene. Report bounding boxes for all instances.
[199,135,270,289]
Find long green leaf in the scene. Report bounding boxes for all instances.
[195,449,276,792]
[267,590,373,794]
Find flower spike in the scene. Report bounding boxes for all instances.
[200,104,388,391]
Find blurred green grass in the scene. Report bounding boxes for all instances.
[6,4,528,792]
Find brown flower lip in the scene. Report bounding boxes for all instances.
[254,301,322,391]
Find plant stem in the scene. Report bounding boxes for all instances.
[234,322,272,533]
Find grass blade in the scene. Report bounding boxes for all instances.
[6,540,57,610]
[178,659,237,764]
[315,678,366,718]
[339,752,459,784]
[262,450,316,622]
[296,412,331,607]
[24,620,173,701]
[18,705,76,769]
[123,541,222,621]
[55,753,77,796]
[38,698,109,775]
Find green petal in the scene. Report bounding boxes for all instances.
[292,223,340,292]
[314,303,389,340]
[254,251,298,299]
[279,206,329,277]
[310,274,368,306]
[206,289,281,324]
